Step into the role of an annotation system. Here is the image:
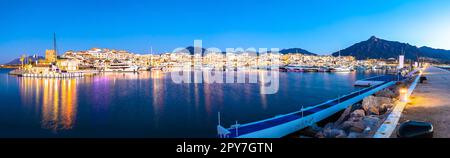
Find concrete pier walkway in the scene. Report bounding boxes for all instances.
[393,66,450,138]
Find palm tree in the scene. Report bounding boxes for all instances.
[28,58,33,66]
[19,55,25,69]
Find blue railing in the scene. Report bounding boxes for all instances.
[223,74,402,138]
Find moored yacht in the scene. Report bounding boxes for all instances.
[330,66,352,72]
[317,67,331,72]
[284,65,304,72]
[104,61,139,72]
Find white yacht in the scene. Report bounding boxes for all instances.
[330,66,352,72]
[104,61,139,72]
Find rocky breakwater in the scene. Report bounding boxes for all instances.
[306,82,412,138]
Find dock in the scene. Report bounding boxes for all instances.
[391,66,450,138]
[373,70,421,138]
[8,69,98,78]
[354,75,397,87]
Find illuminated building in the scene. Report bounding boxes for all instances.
[45,49,57,63]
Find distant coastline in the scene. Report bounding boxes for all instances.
[0,65,20,69]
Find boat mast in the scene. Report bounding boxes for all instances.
[53,32,57,57]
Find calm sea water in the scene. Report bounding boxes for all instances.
[0,68,384,138]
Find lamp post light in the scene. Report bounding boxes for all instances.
[400,88,408,102]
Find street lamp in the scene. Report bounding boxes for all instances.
[400,88,408,102]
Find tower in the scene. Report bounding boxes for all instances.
[398,55,404,69]
[45,49,57,63]
[45,33,58,63]
[398,47,405,69]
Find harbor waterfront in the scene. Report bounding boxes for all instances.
[0,68,386,138]
[4,0,450,155]
[393,67,450,138]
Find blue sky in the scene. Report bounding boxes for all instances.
[1,0,450,63]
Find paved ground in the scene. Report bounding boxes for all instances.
[393,66,450,138]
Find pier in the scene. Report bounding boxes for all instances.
[8,69,98,78]
[391,66,450,138]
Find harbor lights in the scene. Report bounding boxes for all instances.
[400,88,408,102]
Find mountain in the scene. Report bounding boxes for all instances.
[183,46,316,56]
[5,56,44,65]
[280,48,317,55]
[419,46,450,61]
[332,36,421,60]
[332,36,450,61]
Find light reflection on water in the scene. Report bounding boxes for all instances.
[0,69,385,137]
[19,77,78,132]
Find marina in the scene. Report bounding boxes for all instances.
[0,36,429,138]
[0,68,386,137]
[3,0,450,155]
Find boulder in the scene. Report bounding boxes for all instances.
[315,131,325,138]
[336,109,366,132]
[350,109,366,119]
[335,105,353,126]
[341,120,366,133]
[362,96,394,115]
[324,122,335,129]
[301,124,323,137]
[381,103,394,114]
[322,128,347,138]
[363,115,381,131]
[351,103,363,111]
[378,97,393,105]
[375,88,396,98]
[347,132,363,138]
[388,87,400,98]
[316,123,347,138]
[362,96,379,115]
